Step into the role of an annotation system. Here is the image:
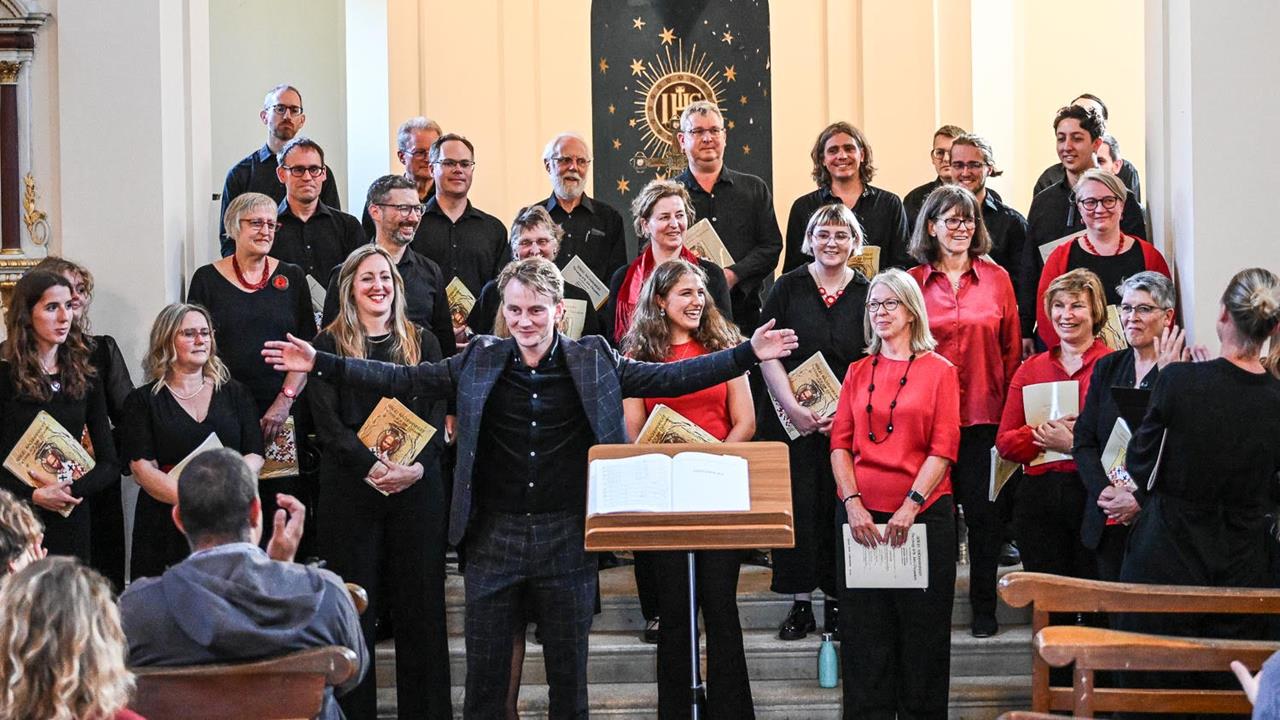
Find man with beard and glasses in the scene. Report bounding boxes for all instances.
[361,116,443,239]
[220,84,341,256]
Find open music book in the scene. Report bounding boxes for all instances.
[587,451,749,514]
[842,524,928,589]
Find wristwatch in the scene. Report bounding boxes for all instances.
[906,489,926,506]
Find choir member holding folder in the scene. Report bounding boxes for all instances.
[996,269,1111,579]
[620,258,756,719]
[830,268,960,719]
[906,185,1021,639]
[122,303,263,579]
[0,271,119,563]
[308,245,449,720]
[1072,272,1193,582]
[759,203,869,642]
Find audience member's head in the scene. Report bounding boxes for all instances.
[32,256,94,328]
[260,83,305,144]
[396,116,443,187]
[930,124,966,182]
[509,205,564,261]
[543,132,592,202]
[0,557,134,720]
[174,448,260,551]
[908,184,991,265]
[0,488,44,574]
[811,121,876,187]
[1219,268,1280,364]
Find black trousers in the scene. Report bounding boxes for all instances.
[89,477,127,589]
[319,462,450,720]
[1013,471,1094,579]
[771,432,839,597]
[654,549,754,720]
[838,496,957,720]
[634,551,660,622]
[952,425,1000,619]
[130,490,190,581]
[1095,523,1129,583]
[463,511,596,720]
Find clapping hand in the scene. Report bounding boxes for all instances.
[750,319,799,362]
[1032,414,1076,453]
[263,334,317,373]
[1155,325,1211,369]
[1231,660,1261,705]
[265,493,306,563]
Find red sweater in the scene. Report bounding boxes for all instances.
[1035,234,1171,348]
[830,351,961,512]
[995,339,1111,475]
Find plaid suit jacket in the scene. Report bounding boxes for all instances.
[312,333,756,545]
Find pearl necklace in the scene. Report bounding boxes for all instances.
[168,377,206,400]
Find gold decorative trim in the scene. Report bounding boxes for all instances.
[0,60,21,84]
[22,172,48,247]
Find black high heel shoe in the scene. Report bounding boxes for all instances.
[777,600,816,640]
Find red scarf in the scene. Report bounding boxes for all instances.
[612,245,701,343]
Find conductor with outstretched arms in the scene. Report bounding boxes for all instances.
[264,256,797,719]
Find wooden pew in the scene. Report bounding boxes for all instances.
[132,645,359,720]
[998,571,1280,714]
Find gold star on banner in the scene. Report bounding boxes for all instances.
[724,65,737,82]
[598,57,608,73]
[739,95,748,105]
[727,120,736,130]
[629,59,645,76]
[632,17,646,30]
[628,118,638,127]
[612,138,622,150]
[608,103,616,114]
[659,27,675,45]
[722,30,734,44]
[617,178,631,194]
[742,144,751,155]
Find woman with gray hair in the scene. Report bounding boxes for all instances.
[1072,272,1207,581]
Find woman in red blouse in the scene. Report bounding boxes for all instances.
[831,268,961,719]
[621,259,755,719]
[997,268,1112,578]
[906,185,1021,639]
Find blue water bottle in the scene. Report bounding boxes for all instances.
[818,632,838,688]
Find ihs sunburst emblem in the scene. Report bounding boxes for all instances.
[628,41,725,177]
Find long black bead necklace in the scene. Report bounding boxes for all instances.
[865,353,916,443]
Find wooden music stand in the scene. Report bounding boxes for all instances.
[585,442,794,719]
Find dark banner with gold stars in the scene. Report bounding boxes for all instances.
[591,0,772,249]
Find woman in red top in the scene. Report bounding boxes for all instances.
[906,185,1021,639]
[997,268,1112,578]
[1034,168,1170,349]
[622,259,755,719]
[831,268,961,719]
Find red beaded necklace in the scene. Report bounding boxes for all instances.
[817,285,844,307]
[231,255,271,290]
[1081,234,1126,257]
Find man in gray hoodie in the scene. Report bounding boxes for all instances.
[120,448,367,720]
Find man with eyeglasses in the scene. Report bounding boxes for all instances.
[1020,104,1146,354]
[674,100,782,333]
[947,134,1028,295]
[902,125,966,234]
[518,132,628,287]
[270,137,363,288]
[360,116,442,239]
[321,175,455,359]
[219,84,341,256]
[413,133,510,325]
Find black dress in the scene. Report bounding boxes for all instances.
[86,334,135,588]
[121,379,264,579]
[758,266,869,596]
[309,327,450,720]
[0,362,120,563]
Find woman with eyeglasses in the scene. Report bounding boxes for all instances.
[121,303,264,579]
[830,268,960,719]
[188,191,315,547]
[760,203,869,643]
[906,185,1021,639]
[1034,168,1170,349]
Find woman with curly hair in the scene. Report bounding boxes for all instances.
[0,271,119,563]
[120,303,264,580]
[0,556,142,720]
[621,258,755,718]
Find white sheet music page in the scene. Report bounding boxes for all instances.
[587,454,673,513]
[842,524,928,589]
[670,452,750,512]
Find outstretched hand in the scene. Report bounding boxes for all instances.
[750,319,799,362]
[263,334,317,373]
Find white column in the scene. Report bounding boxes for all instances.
[344,0,390,215]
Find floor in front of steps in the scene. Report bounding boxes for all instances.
[374,562,1033,719]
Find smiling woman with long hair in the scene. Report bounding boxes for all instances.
[0,271,119,564]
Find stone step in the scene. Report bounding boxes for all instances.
[379,675,1032,719]
[442,563,1030,635]
[374,624,1032,688]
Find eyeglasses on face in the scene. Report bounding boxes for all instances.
[683,127,724,139]
[402,149,430,160]
[1075,195,1122,211]
[930,148,950,160]
[936,217,976,230]
[948,161,987,172]
[551,156,591,169]
[866,299,902,313]
[281,164,325,178]
[375,203,426,217]
[177,328,214,340]
[240,218,279,233]
[268,104,304,117]
[1119,304,1163,316]
[432,159,476,170]
[812,230,853,243]
[516,237,555,249]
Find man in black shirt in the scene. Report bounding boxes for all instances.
[321,175,454,359]
[264,257,799,720]
[360,116,442,238]
[412,133,510,329]
[272,137,364,289]
[520,132,628,289]
[1031,94,1142,203]
[674,100,782,333]
[903,124,965,234]
[220,84,341,256]
[1021,105,1147,351]
[947,134,1028,295]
